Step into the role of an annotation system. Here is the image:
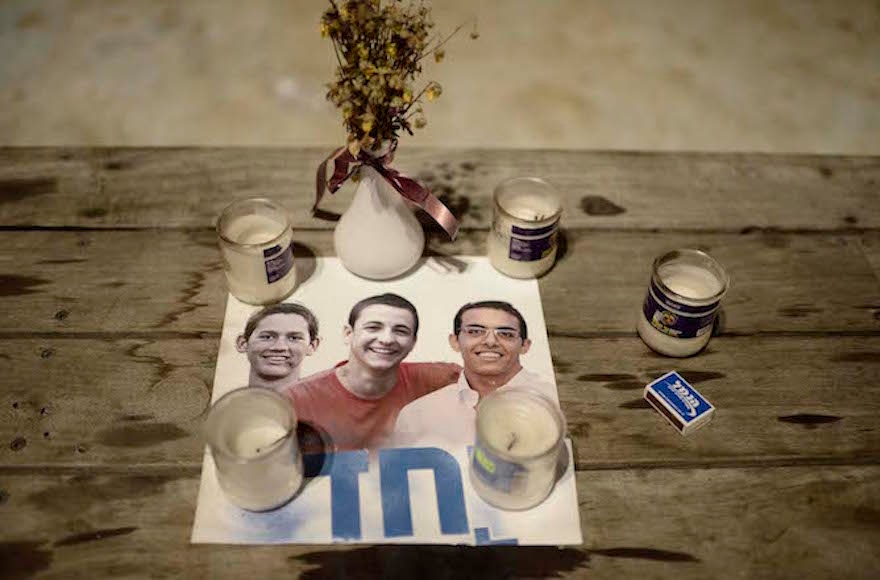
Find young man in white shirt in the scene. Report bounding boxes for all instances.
[391,300,557,448]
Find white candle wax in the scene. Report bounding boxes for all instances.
[205,388,303,512]
[218,199,297,305]
[488,178,562,279]
[637,250,729,358]
[470,390,564,510]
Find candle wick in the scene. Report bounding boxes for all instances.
[255,431,290,455]
[506,433,518,451]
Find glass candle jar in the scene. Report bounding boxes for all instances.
[217,198,297,305]
[636,249,729,357]
[203,387,303,512]
[487,177,562,279]
[470,389,565,511]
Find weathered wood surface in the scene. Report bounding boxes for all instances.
[1,148,878,230]
[2,336,878,469]
[1,148,879,578]
[1,466,878,579]
[1,230,878,334]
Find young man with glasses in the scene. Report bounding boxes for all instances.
[390,300,557,448]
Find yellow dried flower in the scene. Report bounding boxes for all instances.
[425,82,442,101]
[322,1,462,145]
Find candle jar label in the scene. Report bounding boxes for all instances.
[263,243,294,283]
[471,443,526,493]
[496,218,560,262]
[642,278,720,339]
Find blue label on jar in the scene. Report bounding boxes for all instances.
[263,243,294,283]
[642,279,719,339]
[471,442,526,493]
[504,218,560,262]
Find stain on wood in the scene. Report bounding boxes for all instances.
[0,275,49,297]
[568,422,590,440]
[10,436,27,451]
[79,207,108,219]
[290,545,588,578]
[103,160,131,171]
[155,271,211,328]
[76,444,89,454]
[26,474,187,515]
[0,541,53,579]
[118,414,156,422]
[577,373,637,382]
[778,305,822,318]
[54,526,137,547]
[830,352,880,363]
[843,215,858,225]
[590,547,700,562]
[95,423,189,447]
[619,398,652,410]
[40,348,54,359]
[0,489,8,505]
[601,380,645,391]
[53,309,69,321]
[580,195,626,216]
[35,259,88,265]
[778,414,842,428]
[0,177,56,202]
[818,166,834,178]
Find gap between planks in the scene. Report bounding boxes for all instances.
[2,455,880,476]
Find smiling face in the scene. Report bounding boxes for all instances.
[236,313,317,381]
[450,307,531,382]
[345,304,417,373]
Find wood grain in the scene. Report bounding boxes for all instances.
[2,336,878,469]
[1,466,877,579]
[0,230,877,335]
[1,148,878,230]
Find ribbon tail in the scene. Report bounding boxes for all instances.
[373,165,460,239]
[419,190,460,240]
[314,146,349,214]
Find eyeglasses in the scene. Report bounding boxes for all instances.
[460,325,521,341]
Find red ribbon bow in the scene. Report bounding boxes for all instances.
[315,142,460,240]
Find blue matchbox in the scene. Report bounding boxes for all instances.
[644,371,715,436]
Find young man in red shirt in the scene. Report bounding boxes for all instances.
[279,293,460,451]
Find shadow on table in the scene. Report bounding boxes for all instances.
[293,242,318,287]
[290,545,588,579]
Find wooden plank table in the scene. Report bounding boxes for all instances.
[1,148,878,579]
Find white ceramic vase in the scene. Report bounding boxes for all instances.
[334,163,425,279]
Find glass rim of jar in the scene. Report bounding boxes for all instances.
[216,198,291,249]
[475,388,565,462]
[651,249,730,307]
[493,177,563,226]
[203,386,297,465]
